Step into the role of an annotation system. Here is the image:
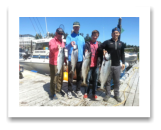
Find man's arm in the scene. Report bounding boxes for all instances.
[121,42,125,64]
[83,38,85,55]
[97,41,107,64]
[84,41,90,52]
[121,42,125,70]
[65,35,72,50]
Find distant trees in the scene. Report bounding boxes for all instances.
[49,33,56,38]
[97,41,102,44]
[84,34,92,42]
[80,33,84,37]
[63,33,68,39]
[35,32,69,39]
[124,43,127,48]
[125,43,139,52]
[35,33,42,39]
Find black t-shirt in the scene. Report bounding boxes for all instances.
[98,38,125,66]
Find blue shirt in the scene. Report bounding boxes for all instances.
[66,32,85,62]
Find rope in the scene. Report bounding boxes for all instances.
[29,17,37,34]
[114,66,139,106]
[33,17,41,35]
[36,17,45,37]
[29,17,41,39]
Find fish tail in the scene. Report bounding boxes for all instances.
[83,76,88,86]
[99,84,106,92]
[82,80,87,87]
[83,80,86,85]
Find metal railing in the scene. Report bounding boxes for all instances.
[43,52,49,62]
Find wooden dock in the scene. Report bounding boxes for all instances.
[19,63,139,106]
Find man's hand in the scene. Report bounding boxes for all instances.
[71,41,75,47]
[122,64,125,70]
[103,49,107,56]
[99,67,101,71]
[64,57,67,66]
[64,61,67,66]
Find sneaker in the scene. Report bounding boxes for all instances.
[93,95,98,100]
[83,94,88,99]
[67,92,73,99]
[97,87,106,92]
[49,94,58,100]
[77,91,82,97]
[53,94,58,99]
[103,95,110,102]
[114,96,122,102]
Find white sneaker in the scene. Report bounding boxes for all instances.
[77,91,82,97]
[68,92,73,99]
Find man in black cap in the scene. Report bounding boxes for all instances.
[48,28,66,99]
[98,27,125,102]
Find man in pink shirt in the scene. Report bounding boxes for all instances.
[49,28,65,99]
[83,30,102,100]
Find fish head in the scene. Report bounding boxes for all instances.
[59,47,64,54]
[104,53,111,60]
[85,51,91,58]
[73,45,78,50]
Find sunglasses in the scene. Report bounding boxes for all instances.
[58,33,63,35]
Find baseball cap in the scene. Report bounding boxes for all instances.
[112,27,120,33]
[73,21,80,27]
[56,28,64,33]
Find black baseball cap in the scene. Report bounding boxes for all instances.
[56,28,64,33]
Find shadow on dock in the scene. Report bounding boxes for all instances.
[42,83,51,97]
[42,82,69,97]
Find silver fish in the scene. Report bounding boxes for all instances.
[82,50,91,86]
[55,47,64,76]
[99,53,111,91]
[69,45,78,75]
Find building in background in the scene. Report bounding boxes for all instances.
[19,34,36,53]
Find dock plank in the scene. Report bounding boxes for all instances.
[124,71,139,106]
[114,66,139,106]
[119,68,138,92]
[133,77,139,106]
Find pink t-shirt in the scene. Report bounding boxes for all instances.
[49,37,65,65]
[90,41,98,67]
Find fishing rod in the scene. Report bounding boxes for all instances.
[117,17,122,41]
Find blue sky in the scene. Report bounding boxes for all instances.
[19,17,139,46]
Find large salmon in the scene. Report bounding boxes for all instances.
[69,45,78,75]
[55,47,64,76]
[82,50,91,86]
[99,52,111,91]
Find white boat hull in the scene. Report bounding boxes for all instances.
[19,59,50,74]
[125,53,137,63]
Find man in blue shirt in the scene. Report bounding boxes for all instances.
[66,21,85,99]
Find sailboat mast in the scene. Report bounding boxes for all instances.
[45,17,48,37]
